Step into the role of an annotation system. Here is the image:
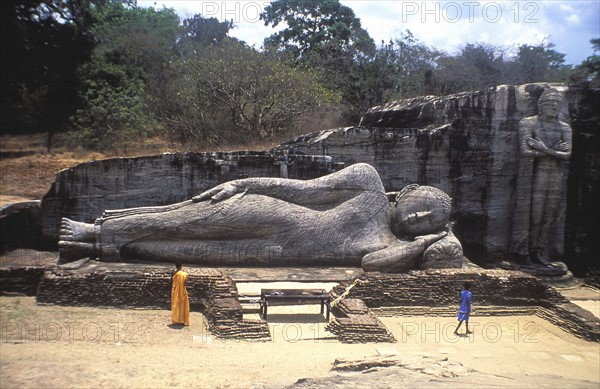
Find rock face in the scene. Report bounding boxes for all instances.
[278,84,599,272]
[56,163,462,272]
[28,83,599,272]
[39,152,335,246]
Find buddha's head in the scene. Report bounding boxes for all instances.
[538,88,563,120]
[394,184,451,237]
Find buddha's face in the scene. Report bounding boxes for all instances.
[539,97,561,120]
[394,186,451,237]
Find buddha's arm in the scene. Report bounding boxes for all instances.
[521,120,572,161]
[193,163,384,205]
[361,232,447,273]
[527,136,571,160]
[518,119,539,157]
[549,122,572,161]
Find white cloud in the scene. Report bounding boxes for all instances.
[566,14,581,26]
[138,0,599,64]
[559,3,575,13]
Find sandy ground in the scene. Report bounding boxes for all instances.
[1,294,599,389]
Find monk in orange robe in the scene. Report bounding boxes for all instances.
[171,263,190,325]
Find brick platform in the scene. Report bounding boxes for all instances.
[1,261,598,343]
[35,265,271,341]
[327,299,396,343]
[330,269,599,342]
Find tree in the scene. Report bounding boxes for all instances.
[165,40,340,145]
[431,55,483,95]
[458,43,506,87]
[179,14,233,50]
[509,42,570,83]
[70,2,180,150]
[70,58,147,149]
[394,30,441,97]
[0,0,100,147]
[345,30,440,102]
[570,38,600,88]
[428,43,505,95]
[261,0,374,121]
[261,0,374,60]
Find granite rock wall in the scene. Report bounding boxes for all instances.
[14,83,597,272]
[278,84,599,271]
[38,152,334,247]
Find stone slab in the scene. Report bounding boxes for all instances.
[217,266,363,282]
[40,258,363,283]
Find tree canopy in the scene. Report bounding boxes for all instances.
[1,0,591,152]
[261,0,375,59]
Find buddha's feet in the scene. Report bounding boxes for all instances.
[528,250,551,266]
[58,218,96,261]
[58,241,96,262]
[60,218,95,242]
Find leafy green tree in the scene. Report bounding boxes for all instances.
[570,38,600,88]
[509,42,571,83]
[70,2,179,150]
[179,14,234,50]
[458,43,506,87]
[342,31,440,116]
[70,59,147,149]
[1,0,100,147]
[428,43,505,95]
[165,40,339,144]
[261,0,374,121]
[261,0,374,59]
[393,30,441,97]
[430,55,481,95]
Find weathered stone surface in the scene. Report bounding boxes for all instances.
[7,83,594,273]
[332,269,566,308]
[57,163,463,272]
[421,231,463,269]
[327,298,396,343]
[39,152,334,246]
[279,84,600,272]
[287,354,599,388]
[0,201,42,253]
[510,88,571,264]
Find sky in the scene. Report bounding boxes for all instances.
[137,1,600,65]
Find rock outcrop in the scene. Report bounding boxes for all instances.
[6,83,596,272]
[278,84,599,272]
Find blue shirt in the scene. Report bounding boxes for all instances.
[459,290,472,313]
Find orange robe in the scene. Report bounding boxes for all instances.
[171,270,190,325]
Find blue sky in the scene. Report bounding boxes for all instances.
[138,1,600,65]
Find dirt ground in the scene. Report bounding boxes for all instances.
[1,293,599,388]
[0,133,282,204]
[1,135,599,387]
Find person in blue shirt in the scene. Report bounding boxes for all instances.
[454,281,472,335]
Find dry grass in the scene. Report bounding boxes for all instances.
[0,132,306,204]
[0,134,106,203]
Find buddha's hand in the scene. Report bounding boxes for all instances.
[414,231,448,246]
[553,140,570,152]
[526,137,548,152]
[193,182,244,203]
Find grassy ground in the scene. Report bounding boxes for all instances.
[0,134,106,202]
[0,133,288,204]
